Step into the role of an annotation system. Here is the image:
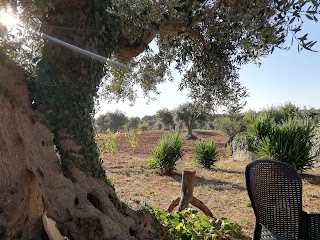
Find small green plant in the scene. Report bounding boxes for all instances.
[95,129,120,155]
[194,139,218,169]
[256,118,317,171]
[138,122,149,131]
[146,131,183,175]
[124,129,141,152]
[148,207,242,240]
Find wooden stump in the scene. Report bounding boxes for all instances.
[167,169,213,217]
[178,169,196,211]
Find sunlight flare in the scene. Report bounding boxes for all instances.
[0,9,18,29]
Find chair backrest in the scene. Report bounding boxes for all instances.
[246,160,303,240]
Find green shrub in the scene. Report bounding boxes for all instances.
[227,133,256,158]
[138,122,149,131]
[256,118,317,171]
[148,207,242,240]
[212,117,244,139]
[242,111,257,127]
[247,113,274,139]
[194,139,218,169]
[146,131,183,174]
[247,113,275,152]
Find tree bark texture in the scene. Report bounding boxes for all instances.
[187,125,193,137]
[167,169,213,217]
[0,58,173,240]
[27,1,118,178]
[178,169,196,211]
[186,124,197,140]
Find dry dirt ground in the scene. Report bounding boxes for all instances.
[101,130,320,239]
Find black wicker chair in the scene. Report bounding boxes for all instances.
[245,160,320,240]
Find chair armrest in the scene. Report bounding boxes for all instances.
[301,211,320,240]
[260,224,287,240]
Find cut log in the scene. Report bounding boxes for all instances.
[167,169,213,217]
[190,197,213,218]
[178,169,196,211]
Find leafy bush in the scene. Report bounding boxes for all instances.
[95,129,120,155]
[241,111,257,126]
[194,139,218,169]
[212,117,244,139]
[138,122,149,131]
[146,131,183,174]
[278,102,299,120]
[148,207,242,240]
[255,118,317,171]
[247,113,274,139]
[247,113,275,152]
[250,103,299,127]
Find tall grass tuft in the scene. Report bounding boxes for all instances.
[146,131,183,175]
[256,118,317,171]
[247,113,274,152]
[194,139,218,169]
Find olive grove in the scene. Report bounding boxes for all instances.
[0,0,319,239]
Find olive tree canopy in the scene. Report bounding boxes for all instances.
[174,102,207,138]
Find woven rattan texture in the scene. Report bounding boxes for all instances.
[260,224,286,240]
[246,160,302,240]
[306,213,320,239]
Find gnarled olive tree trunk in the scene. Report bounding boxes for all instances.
[28,1,113,179]
[0,1,175,238]
[0,55,173,239]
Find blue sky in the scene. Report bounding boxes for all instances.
[240,47,320,112]
[96,21,320,118]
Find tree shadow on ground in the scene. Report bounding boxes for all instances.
[211,167,244,175]
[109,169,144,176]
[194,130,216,137]
[168,173,246,191]
[300,172,320,185]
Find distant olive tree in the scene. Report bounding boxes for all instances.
[124,117,140,130]
[96,110,128,132]
[213,116,245,145]
[156,108,174,130]
[174,102,207,139]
